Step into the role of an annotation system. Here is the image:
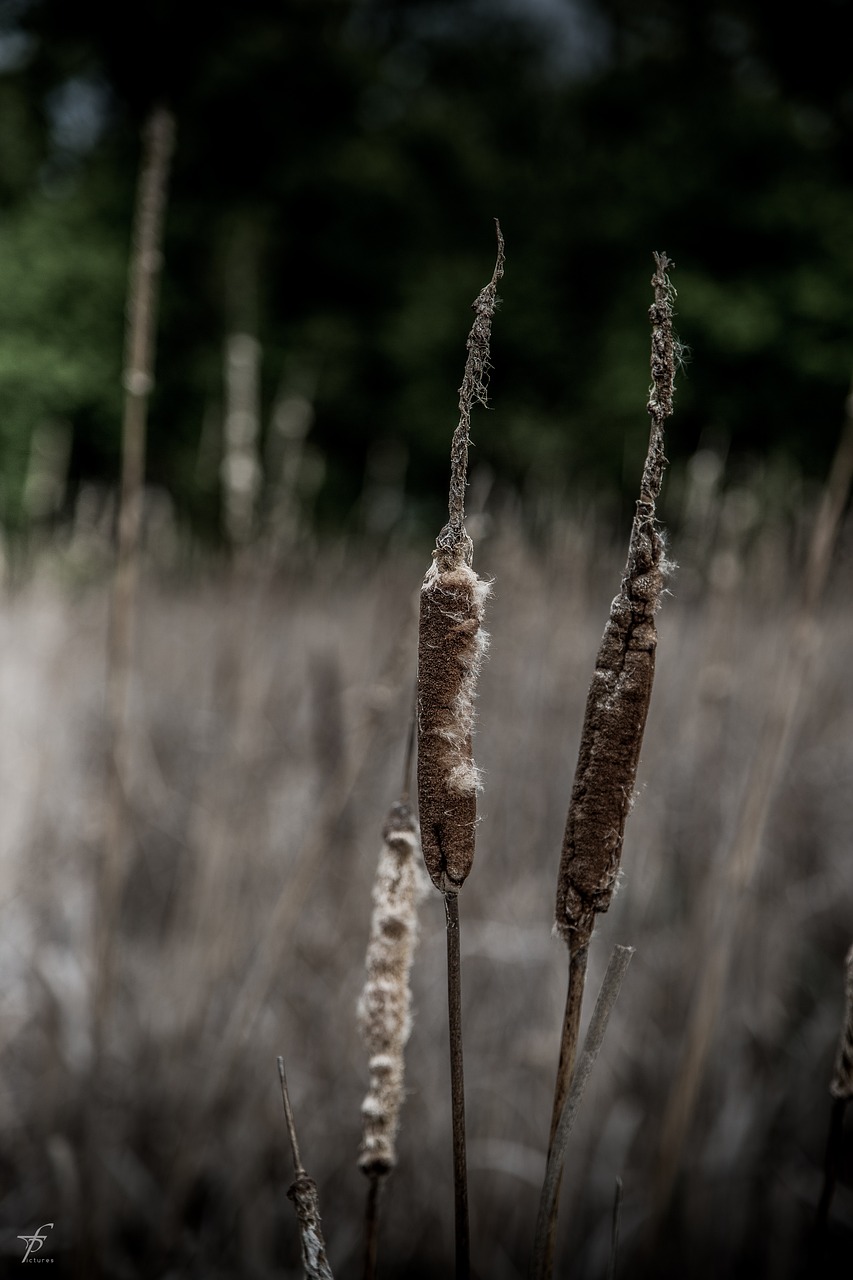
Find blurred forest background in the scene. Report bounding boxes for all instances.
[2,0,853,543]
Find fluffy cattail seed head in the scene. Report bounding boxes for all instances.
[357,801,427,1176]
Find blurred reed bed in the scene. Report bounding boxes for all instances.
[0,471,851,1277]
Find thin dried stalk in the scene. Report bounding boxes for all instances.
[816,943,853,1230]
[654,380,853,1220]
[417,223,504,1280]
[96,106,175,1049]
[277,1056,334,1280]
[608,1177,624,1280]
[541,255,676,1277]
[531,946,635,1280]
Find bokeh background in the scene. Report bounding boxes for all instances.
[1,1,853,1277]
[2,0,853,541]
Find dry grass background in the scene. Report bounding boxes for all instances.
[1,467,852,1278]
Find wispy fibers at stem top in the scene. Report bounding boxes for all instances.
[441,219,505,561]
[555,251,677,943]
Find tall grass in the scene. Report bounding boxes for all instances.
[2,475,851,1275]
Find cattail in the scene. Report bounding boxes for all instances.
[417,224,504,894]
[416,223,504,1279]
[357,800,427,1175]
[555,251,676,944]
[538,254,676,1280]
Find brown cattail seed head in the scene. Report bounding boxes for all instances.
[357,801,427,1175]
[417,557,491,892]
[416,225,502,894]
[555,253,676,943]
[830,943,853,1100]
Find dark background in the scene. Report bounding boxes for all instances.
[1,0,852,538]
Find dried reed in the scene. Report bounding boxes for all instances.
[654,377,853,1221]
[357,792,427,1278]
[98,105,175,1043]
[277,1055,335,1280]
[532,946,635,1280]
[417,221,504,1278]
[542,252,677,1275]
[815,942,853,1231]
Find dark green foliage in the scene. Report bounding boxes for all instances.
[1,0,852,536]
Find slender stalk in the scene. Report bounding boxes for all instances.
[815,942,853,1232]
[531,946,635,1280]
[278,1055,304,1174]
[362,1174,381,1280]
[540,937,590,1275]
[607,1178,624,1280]
[548,940,590,1150]
[96,106,175,1051]
[278,1056,335,1280]
[445,891,470,1280]
[542,253,676,1277]
[416,224,504,1278]
[815,1097,847,1233]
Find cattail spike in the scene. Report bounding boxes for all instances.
[555,252,677,942]
[357,801,427,1175]
[417,226,502,894]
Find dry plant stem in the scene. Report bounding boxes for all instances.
[362,1174,381,1280]
[278,1056,335,1280]
[416,225,503,1280]
[815,943,853,1231]
[97,106,175,1049]
[548,939,590,1151]
[445,891,470,1280]
[608,1178,624,1280]
[543,253,675,1278]
[654,384,853,1220]
[531,946,635,1280]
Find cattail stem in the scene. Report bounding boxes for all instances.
[362,1173,381,1280]
[548,937,590,1150]
[608,1177,624,1280]
[417,225,504,1278]
[815,942,853,1232]
[445,891,470,1280]
[540,936,590,1275]
[532,946,635,1280]
[542,253,676,1278]
[815,1096,847,1233]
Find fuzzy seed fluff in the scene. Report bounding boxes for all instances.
[417,554,491,892]
[357,801,428,1175]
